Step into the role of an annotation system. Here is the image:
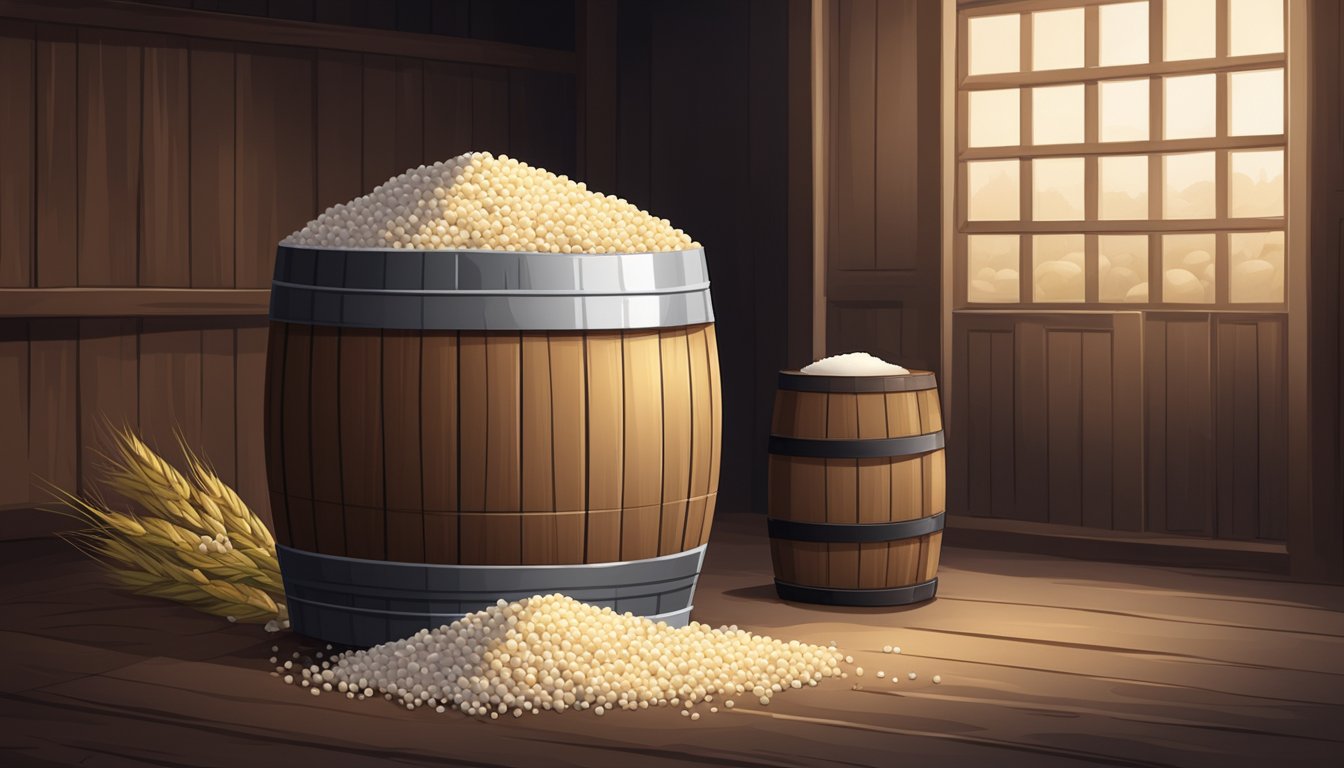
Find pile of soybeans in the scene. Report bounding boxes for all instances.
[282,594,847,719]
[283,152,698,253]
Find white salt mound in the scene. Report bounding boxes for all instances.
[801,352,909,376]
[296,593,845,717]
[284,151,697,254]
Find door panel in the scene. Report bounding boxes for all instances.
[951,313,1143,531]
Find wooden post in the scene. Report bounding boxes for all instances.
[577,0,618,190]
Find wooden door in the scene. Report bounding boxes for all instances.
[823,0,943,374]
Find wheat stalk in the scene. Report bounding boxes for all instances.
[42,425,288,627]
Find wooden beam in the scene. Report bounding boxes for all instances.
[0,288,270,317]
[786,0,813,370]
[0,0,576,74]
[576,0,618,189]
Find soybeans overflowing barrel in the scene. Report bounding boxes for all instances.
[264,245,721,646]
[767,370,945,606]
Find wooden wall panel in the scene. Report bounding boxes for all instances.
[77,29,142,287]
[140,36,190,287]
[0,18,577,539]
[0,24,34,288]
[1146,315,1215,537]
[235,45,314,288]
[1214,317,1288,541]
[824,0,942,377]
[951,314,1143,534]
[35,24,78,287]
[188,38,236,288]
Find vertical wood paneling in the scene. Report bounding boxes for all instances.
[0,27,34,288]
[394,58,425,172]
[1046,331,1084,527]
[420,333,459,562]
[307,327,344,554]
[189,39,236,288]
[684,327,713,550]
[78,319,140,507]
[140,37,190,287]
[620,332,662,561]
[824,392,859,588]
[509,69,577,178]
[1147,317,1215,536]
[1015,320,1049,522]
[471,66,510,155]
[278,323,313,550]
[1111,313,1144,532]
[457,334,488,555]
[0,322,30,503]
[483,333,521,563]
[1215,318,1288,542]
[547,335,587,562]
[873,0,918,272]
[338,330,384,560]
[235,46,314,288]
[137,319,202,467]
[234,325,270,528]
[199,326,236,486]
[965,330,994,518]
[584,332,623,563]
[658,328,692,556]
[361,54,398,189]
[1080,332,1114,530]
[520,334,555,563]
[382,331,424,562]
[831,0,876,271]
[78,29,142,287]
[35,25,77,287]
[315,50,364,212]
[28,320,79,510]
[423,61,474,163]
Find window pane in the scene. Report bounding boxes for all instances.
[1229,231,1285,303]
[1164,0,1216,61]
[1099,155,1149,220]
[1164,74,1216,139]
[1100,235,1150,302]
[1032,85,1084,145]
[1032,9,1085,71]
[1163,152,1216,219]
[1230,149,1284,218]
[969,89,1020,147]
[1033,235,1085,302]
[969,14,1021,75]
[1162,233,1216,303]
[1229,0,1284,56]
[969,235,1020,303]
[1099,79,1149,142]
[1099,2,1149,67]
[967,160,1020,221]
[1033,158,1085,220]
[1229,69,1284,136]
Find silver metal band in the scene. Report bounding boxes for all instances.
[270,245,715,331]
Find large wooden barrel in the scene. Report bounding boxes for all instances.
[767,370,944,606]
[264,245,721,646]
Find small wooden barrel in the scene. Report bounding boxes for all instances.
[767,369,945,606]
[264,245,721,646]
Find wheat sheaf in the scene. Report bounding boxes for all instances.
[44,425,288,629]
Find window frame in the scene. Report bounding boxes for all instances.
[953,0,1290,311]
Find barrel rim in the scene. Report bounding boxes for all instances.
[276,542,708,571]
[774,578,938,606]
[777,369,936,393]
[275,242,707,259]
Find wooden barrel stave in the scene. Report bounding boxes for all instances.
[768,371,944,605]
[268,322,721,567]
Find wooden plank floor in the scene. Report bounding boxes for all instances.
[1,512,1341,768]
